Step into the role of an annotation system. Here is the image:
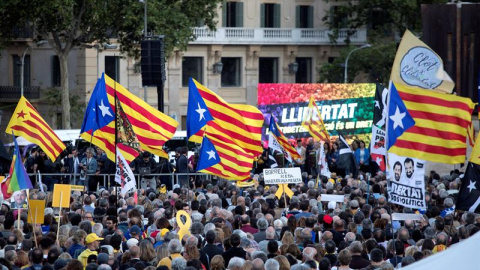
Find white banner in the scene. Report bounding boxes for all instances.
[370,125,386,155]
[268,133,292,162]
[387,153,426,209]
[318,141,331,178]
[115,148,137,196]
[392,213,424,221]
[320,194,344,203]
[263,167,302,184]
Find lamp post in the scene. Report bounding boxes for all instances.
[20,40,47,96]
[344,43,371,83]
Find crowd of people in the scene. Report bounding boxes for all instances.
[0,138,479,270]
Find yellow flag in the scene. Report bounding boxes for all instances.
[469,132,480,164]
[6,96,66,161]
[390,30,454,94]
[301,96,330,141]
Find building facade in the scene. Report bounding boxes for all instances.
[0,0,367,142]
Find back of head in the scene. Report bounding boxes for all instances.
[318,258,331,270]
[264,259,280,270]
[370,248,383,263]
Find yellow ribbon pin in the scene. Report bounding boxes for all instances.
[175,210,192,241]
[275,184,294,199]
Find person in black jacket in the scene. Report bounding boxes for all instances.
[131,151,158,190]
[176,147,189,188]
[202,230,223,263]
[222,233,246,267]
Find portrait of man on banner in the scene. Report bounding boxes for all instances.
[10,190,28,209]
[387,153,426,209]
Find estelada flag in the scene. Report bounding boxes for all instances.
[81,74,178,162]
[387,82,474,164]
[391,30,454,94]
[187,78,264,180]
[6,96,66,161]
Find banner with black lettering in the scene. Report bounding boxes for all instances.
[387,153,426,209]
[115,148,137,196]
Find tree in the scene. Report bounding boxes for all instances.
[320,0,449,84]
[0,0,221,129]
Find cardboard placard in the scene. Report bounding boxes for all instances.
[52,184,71,208]
[263,167,302,185]
[28,200,46,224]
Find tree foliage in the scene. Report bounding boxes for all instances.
[0,0,221,128]
[320,0,449,84]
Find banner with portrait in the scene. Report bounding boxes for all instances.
[10,190,28,209]
[387,153,426,209]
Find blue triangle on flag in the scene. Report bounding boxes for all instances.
[196,136,220,171]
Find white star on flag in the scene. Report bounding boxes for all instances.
[467,180,477,193]
[98,100,113,117]
[375,100,380,108]
[207,150,216,160]
[375,156,383,165]
[196,103,207,121]
[390,106,406,130]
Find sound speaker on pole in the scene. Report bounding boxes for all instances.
[141,38,165,86]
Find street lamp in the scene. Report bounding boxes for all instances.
[344,43,371,83]
[20,40,47,96]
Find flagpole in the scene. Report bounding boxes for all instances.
[113,57,119,213]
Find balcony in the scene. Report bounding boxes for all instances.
[12,27,34,39]
[190,27,367,45]
[0,86,40,101]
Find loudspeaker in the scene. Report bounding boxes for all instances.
[141,39,165,86]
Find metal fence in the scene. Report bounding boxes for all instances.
[27,172,212,192]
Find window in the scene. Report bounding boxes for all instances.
[221,57,241,87]
[51,56,61,87]
[223,1,244,27]
[330,6,348,28]
[182,57,203,86]
[261,3,280,28]
[295,57,312,83]
[13,55,30,87]
[105,56,120,82]
[296,5,313,28]
[259,58,278,83]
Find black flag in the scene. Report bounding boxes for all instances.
[457,162,480,213]
[267,148,279,168]
[337,134,358,178]
[373,83,388,129]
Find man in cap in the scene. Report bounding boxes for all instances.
[78,233,104,267]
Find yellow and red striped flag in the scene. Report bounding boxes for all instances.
[188,79,264,180]
[81,74,178,162]
[388,82,474,164]
[6,96,66,161]
[301,96,330,141]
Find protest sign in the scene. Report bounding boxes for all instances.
[52,184,71,208]
[263,167,302,185]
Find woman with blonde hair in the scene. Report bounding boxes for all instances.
[210,255,225,270]
[281,231,294,245]
[155,243,169,263]
[274,255,290,270]
[139,239,157,265]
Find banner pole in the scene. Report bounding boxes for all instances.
[33,207,38,248]
[56,191,63,246]
[17,208,21,230]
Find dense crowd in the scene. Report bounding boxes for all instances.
[0,138,479,270]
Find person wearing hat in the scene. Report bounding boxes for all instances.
[78,233,104,268]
